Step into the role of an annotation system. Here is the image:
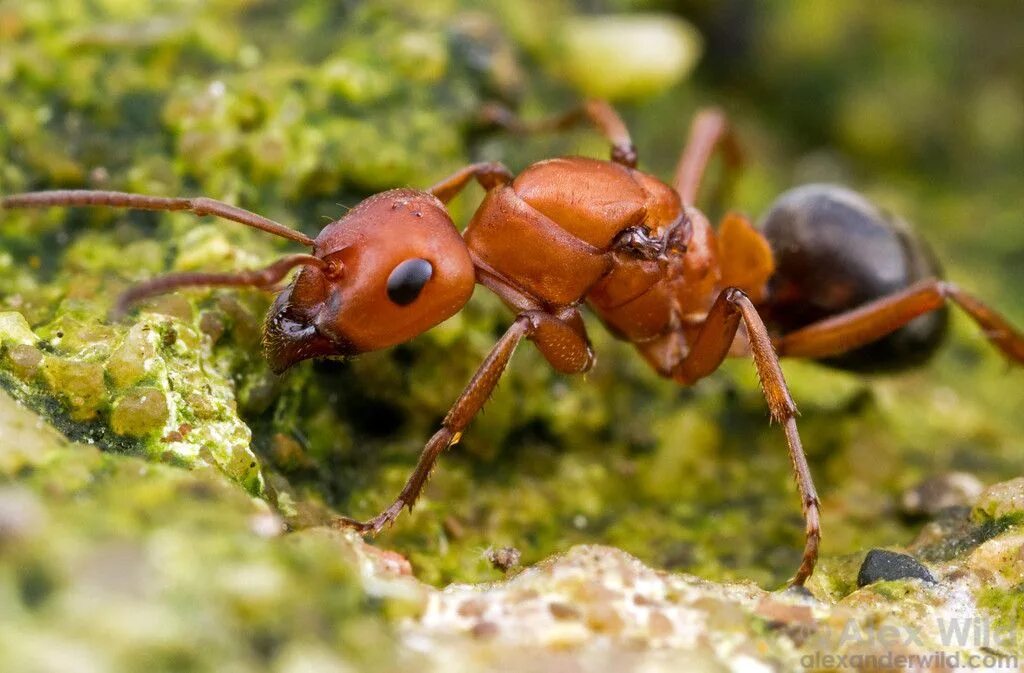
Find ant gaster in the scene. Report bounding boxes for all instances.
[4,100,1024,586]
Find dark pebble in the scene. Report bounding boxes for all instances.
[857,549,936,587]
[782,584,816,600]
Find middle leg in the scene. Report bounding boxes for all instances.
[666,288,821,586]
[673,108,743,207]
[428,162,513,204]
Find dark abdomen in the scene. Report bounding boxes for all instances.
[759,184,948,372]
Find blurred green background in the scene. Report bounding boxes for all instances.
[1,0,1023,594]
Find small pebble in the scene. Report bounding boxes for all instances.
[7,344,42,379]
[41,356,107,420]
[199,311,226,342]
[647,611,674,638]
[781,584,815,601]
[857,549,936,587]
[249,512,284,538]
[484,545,521,572]
[901,472,984,517]
[754,597,814,627]
[470,621,499,639]
[548,601,581,621]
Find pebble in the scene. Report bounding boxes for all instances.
[901,472,984,517]
[857,549,936,587]
[484,546,521,572]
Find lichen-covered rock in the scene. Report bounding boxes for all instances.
[6,382,1024,672]
[973,478,1024,523]
[0,310,264,493]
[404,527,1024,671]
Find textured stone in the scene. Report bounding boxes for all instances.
[110,387,170,437]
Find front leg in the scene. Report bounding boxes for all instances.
[428,162,513,204]
[480,99,638,167]
[335,312,549,534]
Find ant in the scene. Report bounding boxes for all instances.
[3,100,1023,586]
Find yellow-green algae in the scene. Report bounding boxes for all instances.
[2,0,1024,669]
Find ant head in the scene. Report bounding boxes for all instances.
[263,189,475,373]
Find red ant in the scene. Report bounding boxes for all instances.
[4,100,1023,586]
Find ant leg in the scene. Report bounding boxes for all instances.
[673,108,743,206]
[774,279,1024,363]
[335,313,524,534]
[1,190,314,246]
[112,254,325,319]
[666,288,820,586]
[524,307,594,374]
[480,99,637,167]
[335,310,593,534]
[475,270,595,374]
[428,162,513,204]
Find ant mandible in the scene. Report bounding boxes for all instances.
[4,100,1023,586]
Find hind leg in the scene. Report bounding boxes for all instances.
[773,279,1024,364]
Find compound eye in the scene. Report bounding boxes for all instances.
[386,258,433,305]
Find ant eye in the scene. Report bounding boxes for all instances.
[386,258,433,305]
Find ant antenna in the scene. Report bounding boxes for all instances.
[1,190,315,247]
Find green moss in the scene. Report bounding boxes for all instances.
[0,391,409,673]
[978,585,1024,651]
[867,580,920,602]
